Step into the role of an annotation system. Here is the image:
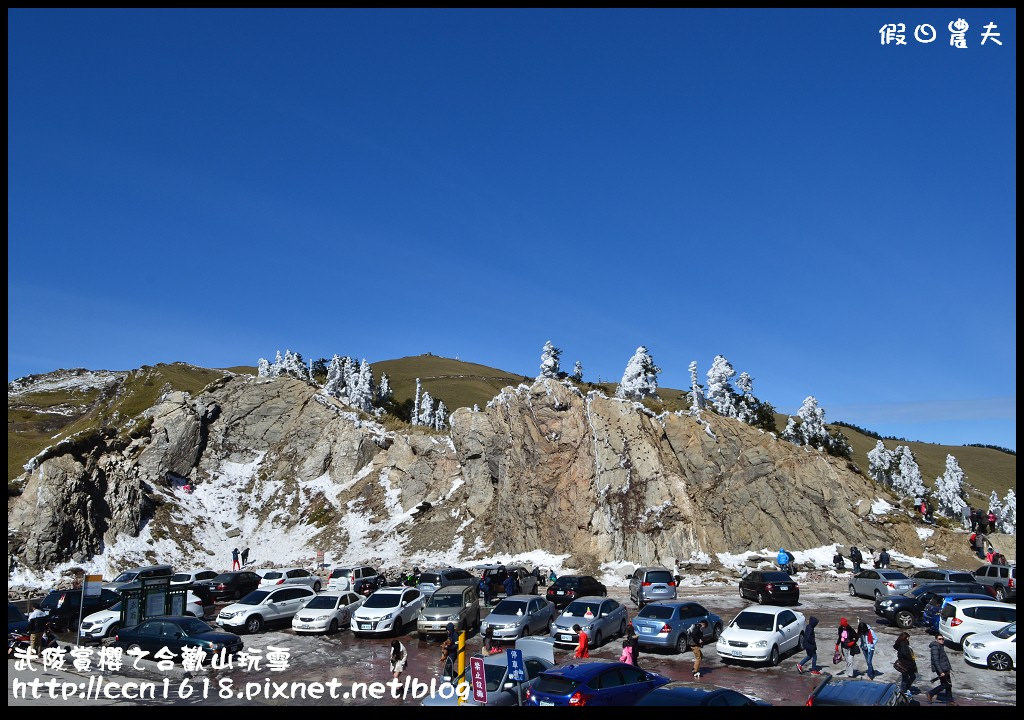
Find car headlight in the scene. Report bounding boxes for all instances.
[382,612,394,621]
[880,600,893,607]
[969,642,984,649]
[313,615,329,621]
[754,640,769,648]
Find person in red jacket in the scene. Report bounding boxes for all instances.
[572,624,590,658]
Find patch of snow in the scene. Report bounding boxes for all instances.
[8,369,127,396]
[915,527,935,541]
[871,498,894,515]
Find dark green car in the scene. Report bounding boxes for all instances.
[116,616,243,658]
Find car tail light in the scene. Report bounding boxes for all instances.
[217,584,226,591]
[661,623,672,633]
[276,579,285,585]
[765,583,774,592]
[950,618,962,627]
[525,688,531,702]
[1010,578,1015,589]
[568,690,590,706]
[567,591,575,596]
[805,696,814,707]
[667,581,676,587]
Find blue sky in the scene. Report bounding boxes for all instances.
[8,9,1016,449]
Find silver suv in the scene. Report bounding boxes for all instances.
[416,567,478,599]
[629,566,678,608]
[973,564,1017,601]
[418,585,480,639]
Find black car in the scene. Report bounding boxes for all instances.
[208,571,262,601]
[874,582,990,629]
[636,681,771,706]
[187,583,216,608]
[738,571,799,605]
[805,676,911,706]
[115,616,243,658]
[8,603,29,633]
[910,569,977,587]
[545,576,607,609]
[39,588,122,632]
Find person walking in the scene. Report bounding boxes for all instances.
[796,616,820,675]
[625,622,642,669]
[926,635,955,704]
[390,639,408,680]
[987,509,998,532]
[857,619,878,679]
[572,624,590,659]
[27,602,47,656]
[690,619,708,679]
[834,617,860,677]
[231,547,240,571]
[974,532,987,559]
[483,625,495,654]
[878,549,891,569]
[240,547,250,566]
[440,622,457,679]
[849,546,864,573]
[478,576,492,607]
[502,574,517,599]
[776,548,792,574]
[893,632,917,699]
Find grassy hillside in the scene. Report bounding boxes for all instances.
[373,354,529,412]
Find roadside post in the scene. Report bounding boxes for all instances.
[507,647,526,706]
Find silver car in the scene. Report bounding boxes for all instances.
[418,585,480,638]
[422,637,556,706]
[416,567,478,599]
[849,570,913,600]
[628,567,678,608]
[480,595,555,640]
[551,597,629,648]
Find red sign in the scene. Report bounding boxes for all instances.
[470,655,487,704]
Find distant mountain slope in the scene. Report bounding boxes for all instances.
[373,354,529,412]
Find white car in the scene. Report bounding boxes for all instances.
[78,592,205,642]
[170,568,218,586]
[963,622,1016,670]
[352,587,426,636]
[217,585,317,633]
[716,604,806,666]
[291,591,365,634]
[327,565,379,592]
[939,598,1016,645]
[259,567,322,591]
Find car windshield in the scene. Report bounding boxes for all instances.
[179,618,212,635]
[238,591,271,605]
[732,612,774,632]
[171,574,192,583]
[428,594,462,609]
[553,578,580,588]
[534,674,580,694]
[947,573,975,583]
[637,605,674,620]
[561,601,601,617]
[994,623,1016,639]
[644,571,673,583]
[761,572,792,582]
[212,574,236,583]
[112,572,138,583]
[484,663,508,692]
[330,569,351,579]
[880,571,909,580]
[491,601,527,616]
[304,595,340,610]
[263,572,284,580]
[419,573,441,585]
[363,593,401,609]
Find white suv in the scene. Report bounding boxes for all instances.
[939,598,1017,646]
[327,565,378,592]
[259,567,322,591]
[352,587,425,636]
[78,592,205,642]
[217,585,317,633]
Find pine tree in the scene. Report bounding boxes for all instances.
[705,355,738,418]
[377,373,393,405]
[418,390,435,427]
[412,378,422,426]
[867,440,896,487]
[998,489,1016,534]
[891,446,926,500]
[933,454,968,519]
[434,401,448,431]
[688,361,706,412]
[735,372,754,423]
[539,341,562,379]
[257,358,271,377]
[617,346,661,400]
[572,361,584,382]
[324,355,345,397]
[988,490,1004,523]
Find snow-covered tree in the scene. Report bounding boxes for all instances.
[345,359,374,412]
[257,358,271,377]
[412,379,422,426]
[735,372,754,423]
[377,373,393,404]
[867,440,896,487]
[324,355,345,397]
[781,396,850,458]
[572,361,583,382]
[998,489,1016,534]
[705,355,738,418]
[617,346,661,400]
[279,349,307,379]
[539,341,562,379]
[688,361,706,412]
[342,357,356,395]
[891,445,926,500]
[988,490,1004,523]
[308,359,314,382]
[933,454,968,519]
[434,400,448,431]
[418,390,435,427]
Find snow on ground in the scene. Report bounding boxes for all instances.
[916,527,935,540]
[8,369,127,396]
[889,550,937,568]
[871,497,894,515]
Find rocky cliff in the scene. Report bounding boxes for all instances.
[8,373,972,575]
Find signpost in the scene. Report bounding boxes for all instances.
[469,655,487,705]
[506,648,525,706]
[76,574,103,644]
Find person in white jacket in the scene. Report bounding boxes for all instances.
[857,619,878,679]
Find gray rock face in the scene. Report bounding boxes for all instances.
[7,374,962,572]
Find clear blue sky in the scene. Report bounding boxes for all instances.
[8,9,1016,450]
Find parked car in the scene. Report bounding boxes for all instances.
[352,587,426,636]
[258,567,321,591]
[848,570,913,600]
[416,567,478,599]
[910,569,977,587]
[963,622,1016,671]
[39,588,122,632]
[628,567,678,608]
[480,565,531,597]
[418,585,480,639]
[874,582,990,629]
[208,571,263,601]
[525,659,670,706]
[973,564,1017,602]
[423,637,556,706]
[102,564,174,593]
[805,676,910,706]
[716,605,806,666]
[79,591,206,643]
[291,591,364,634]
[939,598,1016,645]
[8,603,29,633]
[216,585,317,633]
[326,565,380,592]
[630,601,723,653]
[636,681,771,706]
[738,571,799,605]
[481,595,556,641]
[551,597,629,648]
[170,569,218,586]
[115,615,243,659]
[545,576,607,609]
[923,592,995,633]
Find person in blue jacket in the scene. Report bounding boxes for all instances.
[502,573,517,598]
[777,548,793,574]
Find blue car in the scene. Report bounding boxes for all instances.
[923,593,993,632]
[525,659,669,706]
[631,601,723,653]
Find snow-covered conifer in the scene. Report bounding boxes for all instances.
[933,454,968,519]
[688,361,706,412]
[999,489,1016,534]
[344,359,374,412]
[377,373,393,404]
[867,440,895,487]
[735,372,755,423]
[418,390,435,427]
[308,359,314,382]
[412,378,422,426]
[434,401,448,431]
[782,396,829,448]
[279,350,307,379]
[257,358,270,377]
[988,490,1003,523]
[539,341,562,379]
[324,355,345,397]
[706,355,738,418]
[891,446,926,500]
[572,361,584,382]
[617,346,661,400]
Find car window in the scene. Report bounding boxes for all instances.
[644,570,673,584]
[637,605,674,620]
[998,608,1016,623]
[998,567,1009,579]
[974,607,1000,622]
[594,668,625,689]
[137,621,161,636]
[528,599,540,613]
[864,571,878,579]
[633,570,642,580]
[779,610,796,626]
[403,590,420,603]
[619,666,647,684]
[525,659,546,679]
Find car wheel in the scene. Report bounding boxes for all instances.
[988,651,1013,671]
[711,624,722,642]
[874,590,883,601]
[618,620,627,638]
[328,619,339,634]
[848,584,857,597]
[768,645,780,666]
[593,631,603,648]
[994,585,1006,602]
[958,632,974,648]
[313,582,321,593]
[245,616,264,634]
[128,643,142,653]
[675,633,688,654]
[896,611,916,629]
[757,592,765,604]
[106,623,120,638]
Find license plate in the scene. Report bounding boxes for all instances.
[359,623,370,629]
[779,586,789,590]
[539,701,554,706]
[639,626,652,633]
[556,590,564,595]
[297,624,311,629]
[560,634,573,641]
